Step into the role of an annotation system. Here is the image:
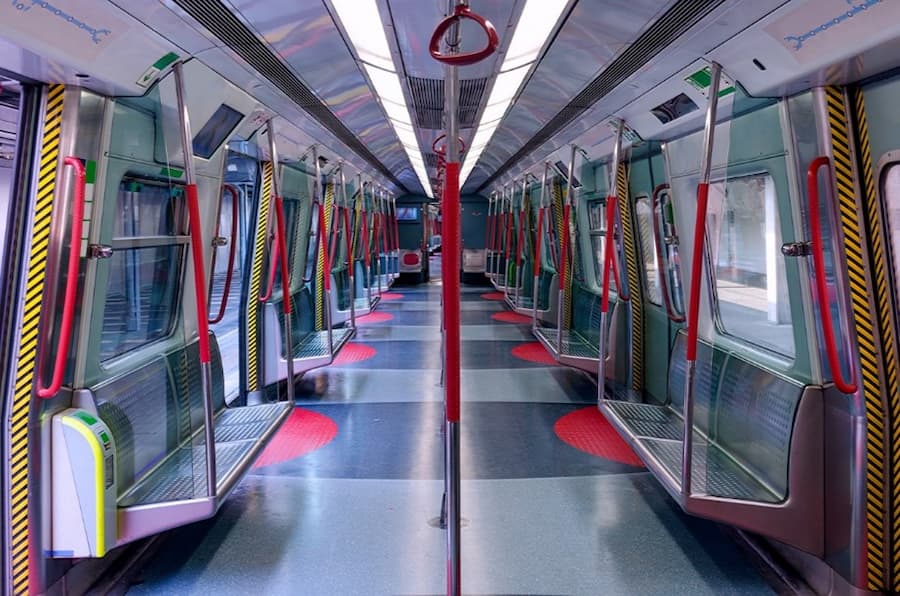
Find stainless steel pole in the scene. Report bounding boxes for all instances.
[682,61,722,498]
[173,62,217,497]
[533,166,549,330]
[599,128,622,406]
[343,166,356,328]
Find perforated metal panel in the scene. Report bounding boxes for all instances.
[408,76,488,130]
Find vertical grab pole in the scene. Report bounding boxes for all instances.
[392,196,400,279]
[533,166,549,329]
[682,61,721,498]
[375,188,383,296]
[558,145,577,354]
[485,194,493,280]
[362,180,373,306]
[599,128,622,406]
[515,176,528,305]
[173,62,216,496]
[267,120,295,403]
[342,167,356,328]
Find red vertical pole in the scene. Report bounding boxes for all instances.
[443,162,461,423]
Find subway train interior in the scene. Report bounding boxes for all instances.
[3,0,900,594]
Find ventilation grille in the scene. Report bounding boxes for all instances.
[424,152,441,168]
[173,0,405,190]
[478,0,727,191]
[408,76,487,130]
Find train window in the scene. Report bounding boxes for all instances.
[100,178,187,360]
[884,165,900,301]
[656,188,684,316]
[193,104,244,159]
[707,173,794,357]
[634,196,661,305]
[587,199,617,294]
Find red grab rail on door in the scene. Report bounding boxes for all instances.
[808,156,857,394]
[558,204,570,291]
[319,201,332,292]
[186,183,211,364]
[601,197,617,314]
[429,4,499,66]
[37,157,86,398]
[685,182,710,362]
[209,184,239,324]
[534,207,545,278]
[274,196,291,315]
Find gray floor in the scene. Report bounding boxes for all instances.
[128,269,774,595]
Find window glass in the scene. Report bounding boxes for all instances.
[707,173,794,356]
[101,179,185,360]
[657,189,684,316]
[635,197,661,305]
[884,166,900,301]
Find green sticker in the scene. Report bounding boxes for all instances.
[74,411,97,426]
[160,167,184,178]
[152,52,179,70]
[85,159,97,185]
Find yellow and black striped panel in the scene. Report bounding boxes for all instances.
[246,161,272,392]
[9,83,65,596]
[848,87,900,590]
[316,183,334,331]
[825,85,889,591]
[616,163,643,392]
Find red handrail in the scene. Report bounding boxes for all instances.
[534,206,545,278]
[651,184,684,323]
[686,182,711,362]
[607,195,629,302]
[429,4,499,66]
[186,183,212,364]
[515,204,526,269]
[37,157,86,398]
[808,156,857,394]
[601,197,617,314]
[328,202,340,278]
[444,163,461,422]
[259,228,279,302]
[343,205,354,279]
[274,196,291,315]
[209,184,239,324]
[362,207,371,268]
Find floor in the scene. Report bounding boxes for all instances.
[127,257,775,596]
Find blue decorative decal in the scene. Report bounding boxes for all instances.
[10,0,112,44]
[784,0,882,50]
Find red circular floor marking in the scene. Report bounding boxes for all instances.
[481,292,506,301]
[554,407,644,467]
[333,342,377,365]
[492,311,532,324]
[253,408,337,468]
[511,341,556,365]
[356,311,394,325]
[380,292,404,301]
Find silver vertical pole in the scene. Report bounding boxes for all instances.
[173,62,216,497]
[267,120,295,403]
[682,61,722,498]
[599,129,622,406]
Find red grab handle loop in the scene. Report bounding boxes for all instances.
[432,134,466,156]
[429,4,499,66]
[808,156,857,394]
[37,157,86,398]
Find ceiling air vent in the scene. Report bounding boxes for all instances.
[172,0,405,191]
[478,0,728,191]
[408,76,488,130]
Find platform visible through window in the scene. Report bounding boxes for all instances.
[707,173,794,356]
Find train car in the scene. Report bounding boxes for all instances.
[3,0,900,594]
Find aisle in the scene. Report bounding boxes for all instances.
[127,258,773,595]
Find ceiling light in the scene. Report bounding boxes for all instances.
[459,0,570,189]
[331,0,432,196]
[329,0,394,71]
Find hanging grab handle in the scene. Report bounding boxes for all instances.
[37,157,86,398]
[808,156,858,394]
[429,4,499,66]
[209,184,239,324]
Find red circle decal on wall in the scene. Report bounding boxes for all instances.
[554,407,644,467]
[253,408,337,468]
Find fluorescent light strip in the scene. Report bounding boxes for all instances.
[330,0,432,197]
[459,0,570,189]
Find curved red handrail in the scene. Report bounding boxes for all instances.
[343,206,354,279]
[808,156,857,394]
[608,196,629,303]
[319,202,332,292]
[429,4,499,66]
[209,184,239,324]
[187,183,212,364]
[515,204,526,269]
[362,207,371,268]
[651,184,684,323]
[601,197,616,314]
[274,197,291,314]
[686,183,711,362]
[37,157,86,398]
[328,203,340,277]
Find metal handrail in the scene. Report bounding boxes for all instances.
[532,166,549,330]
[598,124,623,404]
[807,156,858,394]
[37,156,86,399]
[340,168,356,327]
[682,61,722,498]
[651,184,685,323]
[209,184,239,325]
[258,237,278,302]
